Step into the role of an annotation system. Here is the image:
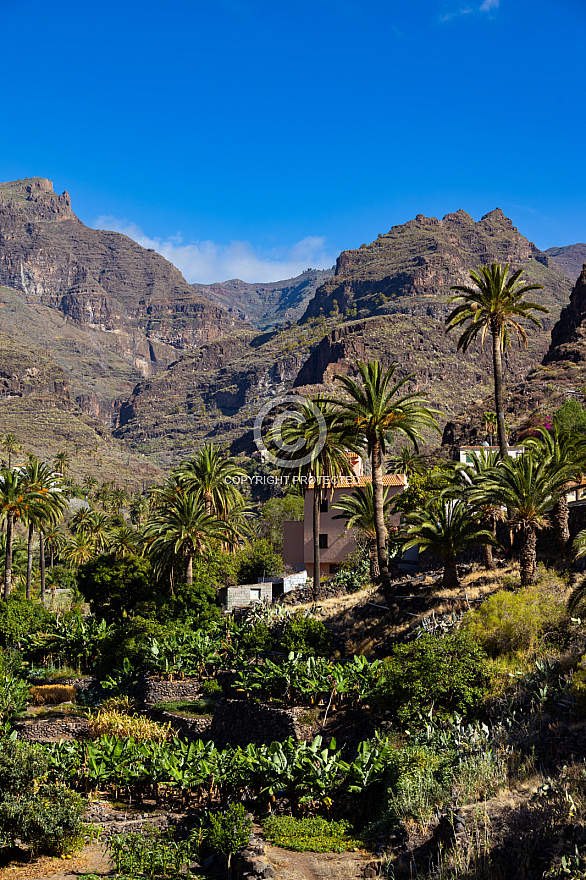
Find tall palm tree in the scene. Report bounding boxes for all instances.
[0,468,31,598]
[175,444,246,518]
[471,453,569,586]
[2,434,20,470]
[82,475,98,498]
[404,497,497,589]
[332,361,439,602]
[145,486,234,586]
[61,533,95,568]
[332,483,393,580]
[270,398,353,597]
[446,263,547,458]
[20,460,67,600]
[107,525,143,559]
[525,426,586,557]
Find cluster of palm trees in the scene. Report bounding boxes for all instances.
[0,458,67,600]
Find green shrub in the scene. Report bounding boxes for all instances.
[280,615,331,657]
[236,539,282,584]
[462,587,562,657]
[0,596,52,648]
[201,678,223,698]
[240,621,275,654]
[328,557,370,593]
[263,815,363,853]
[205,803,252,862]
[372,632,490,723]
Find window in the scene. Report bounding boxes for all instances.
[319,534,328,549]
[250,588,261,602]
[320,498,329,513]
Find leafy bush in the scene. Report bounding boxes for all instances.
[236,538,282,584]
[78,554,153,623]
[0,596,52,648]
[280,615,331,657]
[263,815,363,853]
[462,586,563,657]
[108,828,203,878]
[372,632,490,723]
[205,803,251,862]
[328,557,370,593]
[201,679,223,698]
[0,739,84,855]
[239,621,274,654]
[29,684,77,706]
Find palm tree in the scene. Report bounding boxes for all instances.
[110,487,129,515]
[387,446,428,478]
[130,494,151,526]
[145,487,234,586]
[61,533,95,568]
[471,453,569,586]
[482,412,498,445]
[53,450,71,476]
[332,483,393,580]
[525,426,585,557]
[20,460,67,600]
[332,360,439,602]
[2,434,20,470]
[404,497,497,589]
[446,263,547,458]
[107,525,143,559]
[270,397,354,597]
[82,476,98,498]
[175,444,246,518]
[453,448,503,570]
[44,525,67,569]
[0,535,28,593]
[0,468,31,598]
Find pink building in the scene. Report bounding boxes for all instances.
[283,455,408,578]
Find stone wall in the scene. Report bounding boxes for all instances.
[135,674,204,706]
[210,699,301,748]
[153,710,212,741]
[14,718,90,742]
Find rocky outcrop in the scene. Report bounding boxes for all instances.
[303,209,569,324]
[0,178,250,355]
[545,245,586,282]
[544,264,586,364]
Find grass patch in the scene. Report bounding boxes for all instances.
[262,815,363,853]
[29,684,78,706]
[153,698,216,717]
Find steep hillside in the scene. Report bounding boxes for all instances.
[545,244,586,281]
[0,178,250,375]
[193,268,334,328]
[302,209,570,325]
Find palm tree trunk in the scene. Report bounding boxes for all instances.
[371,441,392,600]
[186,555,193,586]
[26,522,34,600]
[482,543,496,570]
[313,484,321,600]
[442,557,460,590]
[368,537,380,581]
[4,513,13,599]
[552,496,570,557]
[520,528,537,586]
[492,331,509,458]
[39,532,46,603]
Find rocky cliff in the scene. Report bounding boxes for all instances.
[0,178,250,367]
[545,245,586,282]
[302,209,570,325]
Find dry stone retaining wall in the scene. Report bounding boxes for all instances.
[14,718,90,742]
[210,699,302,748]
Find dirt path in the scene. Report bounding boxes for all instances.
[263,844,378,879]
[0,844,111,880]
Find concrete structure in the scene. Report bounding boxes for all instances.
[458,444,525,463]
[283,455,408,578]
[217,581,273,611]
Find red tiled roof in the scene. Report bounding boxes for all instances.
[307,474,408,489]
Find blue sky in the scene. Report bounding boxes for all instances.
[1,0,584,283]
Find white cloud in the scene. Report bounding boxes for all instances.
[479,0,499,9]
[439,0,498,21]
[93,216,336,284]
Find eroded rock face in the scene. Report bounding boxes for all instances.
[302,208,568,323]
[0,177,250,352]
[544,264,586,364]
